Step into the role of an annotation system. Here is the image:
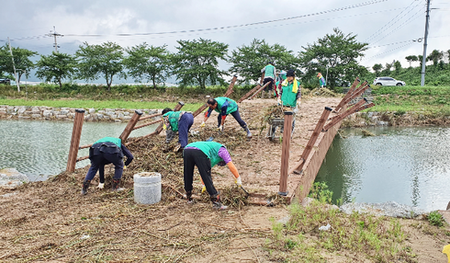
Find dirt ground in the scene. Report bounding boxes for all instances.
[0,96,449,262]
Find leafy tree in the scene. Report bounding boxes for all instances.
[123,43,171,89]
[427,49,443,67]
[228,39,300,83]
[393,60,402,75]
[35,52,77,88]
[405,55,418,67]
[299,28,368,88]
[172,38,228,90]
[0,44,37,83]
[75,41,125,91]
[372,64,383,77]
[418,55,423,68]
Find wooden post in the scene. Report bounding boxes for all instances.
[293,107,332,174]
[335,82,369,112]
[323,99,372,131]
[119,110,143,143]
[237,82,270,103]
[278,111,294,196]
[66,109,85,172]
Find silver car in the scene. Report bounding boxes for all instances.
[373,77,405,86]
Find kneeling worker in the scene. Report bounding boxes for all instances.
[183,141,243,210]
[81,137,134,194]
[202,97,252,138]
[162,108,194,150]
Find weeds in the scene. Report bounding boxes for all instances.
[428,211,444,227]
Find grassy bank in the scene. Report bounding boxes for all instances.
[0,98,203,111]
[368,85,450,115]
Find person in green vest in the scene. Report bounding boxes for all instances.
[260,61,276,98]
[183,141,243,210]
[162,108,194,150]
[279,69,301,108]
[201,97,252,138]
[81,137,134,195]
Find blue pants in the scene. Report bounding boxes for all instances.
[217,107,247,129]
[178,113,194,148]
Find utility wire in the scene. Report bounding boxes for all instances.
[364,0,420,43]
[369,5,425,46]
[363,41,415,61]
[61,0,389,38]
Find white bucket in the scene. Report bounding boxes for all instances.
[133,172,161,205]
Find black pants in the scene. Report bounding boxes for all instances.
[183,148,217,196]
[263,78,274,91]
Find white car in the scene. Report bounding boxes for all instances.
[373,77,405,86]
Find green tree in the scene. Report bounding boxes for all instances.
[372,64,383,77]
[228,39,300,83]
[172,38,228,90]
[0,44,37,83]
[427,49,443,67]
[405,55,418,67]
[123,43,171,89]
[35,52,78,88]
[75,41,125,91]
[299,28,368,88]
[393,60,402,75]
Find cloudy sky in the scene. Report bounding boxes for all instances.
[1,0,449,81]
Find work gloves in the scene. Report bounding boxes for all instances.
[97,182,104,189]
[200,122,206,128]
[217,125,224,132]
[235,177,242,187]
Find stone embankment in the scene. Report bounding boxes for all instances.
[0,105,159,122]
[344,111,450,127]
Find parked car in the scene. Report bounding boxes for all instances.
[373,77,405,86]
[0,78,11,85]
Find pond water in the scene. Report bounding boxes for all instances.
[0,119,158,181]
[315,126,450,212]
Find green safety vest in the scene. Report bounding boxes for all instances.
[264,64,275,79]
[186,141,224,167]
[163,111,182,132]
[281,79,300,107]
[94,137,121,148]
[214,97,238,115]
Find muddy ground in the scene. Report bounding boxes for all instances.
[0,95,449,262]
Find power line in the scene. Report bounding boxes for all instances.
[369,5,425,46]
[62,0,389,38]
[364,0,420,43]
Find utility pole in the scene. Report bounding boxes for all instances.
[420,0,431,86]
[7,37,20,92]
[47,26,63,53]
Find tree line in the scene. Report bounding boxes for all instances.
[1,28,449,90]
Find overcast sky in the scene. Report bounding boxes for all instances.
[1,0,449,81]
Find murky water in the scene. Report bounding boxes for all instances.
[315,126,450,212]
[0,119,158,181]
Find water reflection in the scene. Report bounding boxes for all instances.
[315,127,450,212]
[0,119,157,181]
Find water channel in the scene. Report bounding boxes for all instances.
[0,119,157,181]
[315,126,450,212]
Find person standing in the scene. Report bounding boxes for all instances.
[183,141,243,210]
[202,97,252,138]
[279,69,301,108]
[317,72,326,88]
[162,108,194,151]
[261,61,276,98]
[81,137,133,194]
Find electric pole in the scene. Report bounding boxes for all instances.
[420,0,431,86]
[7,37,20,92]
[47,26,63,53]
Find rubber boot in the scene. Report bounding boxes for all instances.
[81,180,91,195]
[243,126,252,139]
[211,193,227,210]
[111,179,121,192]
